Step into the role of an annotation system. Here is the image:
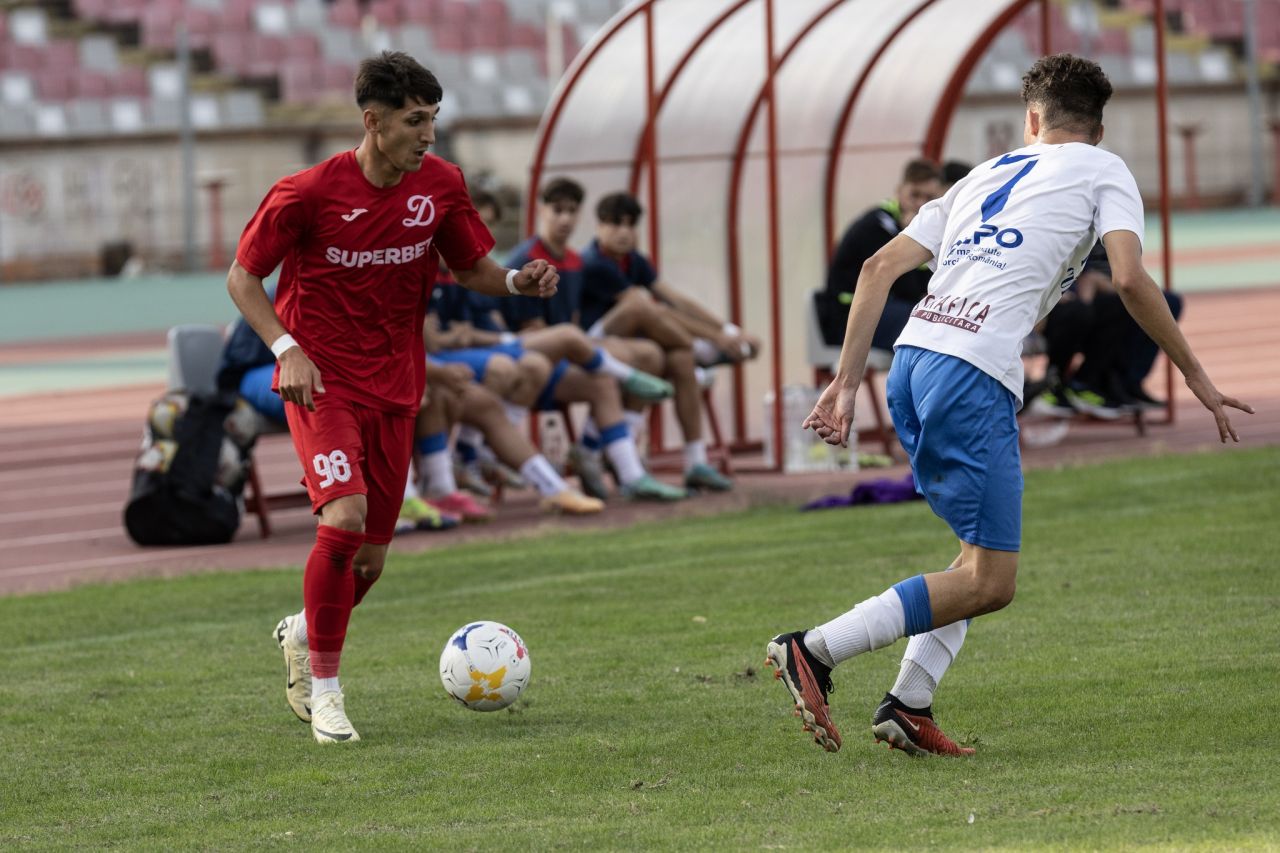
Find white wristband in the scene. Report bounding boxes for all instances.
[270,333,299,359]
[505,268,520,295]
[498,331,518,345]
[722,322,742,336]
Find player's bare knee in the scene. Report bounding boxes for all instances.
[519,357,552,394]
[319,498,366,533]
[557,326,593,362]
[630,339,664,375]
[481,361,513,399]
[983,580,1015,613]
[973,573,1016,614]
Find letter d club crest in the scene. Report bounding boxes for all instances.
[403,195,435,227]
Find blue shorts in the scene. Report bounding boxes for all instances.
[886,346,1022,552]
[427,344,569,412]
[431,342,525,383]
[238,362,286,424]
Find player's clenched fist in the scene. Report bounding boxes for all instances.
[514,258,558,299]
[277,347,326,412]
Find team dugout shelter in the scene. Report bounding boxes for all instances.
[527,0,1179,468]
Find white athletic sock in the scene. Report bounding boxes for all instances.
[312,676,340,700]
[519,454,568,497]
[803,628,834,668]
[456,424,485,453]
[292,610,307,645]
[811,589,907,665]
[502,400,527,427]
[623,409,646,434]
[891,620,968,709]
[603,428,646,485]
[421,449,456,498]
[683,439,708,470]
[403,468,418,501]
[692,336,720,366]
[592,348,635,381]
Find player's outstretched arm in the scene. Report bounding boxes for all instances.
[1101,230,1254,442]
[226,260,325,411]
[453,255,558,300]
[804,234,933,447]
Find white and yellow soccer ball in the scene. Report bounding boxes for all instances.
[439,621,531,711]
[148,392,188,440]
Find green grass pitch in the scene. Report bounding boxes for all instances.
[3,448,1278,849]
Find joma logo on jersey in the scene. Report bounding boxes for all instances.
[403,194,436,227]
[325,236,433,268]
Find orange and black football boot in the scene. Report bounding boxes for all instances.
[871,692,974,757]
[765,631,841,752]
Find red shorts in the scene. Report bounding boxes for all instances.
[284,395,414,546]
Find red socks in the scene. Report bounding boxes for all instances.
[352,572,378,607]
[303,525,365,679]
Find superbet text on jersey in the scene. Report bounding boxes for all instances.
[236,150,495,416]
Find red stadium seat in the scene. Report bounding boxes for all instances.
[329,0,362,29]
[37,71,76,101]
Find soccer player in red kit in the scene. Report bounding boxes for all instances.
[227,52,557,744]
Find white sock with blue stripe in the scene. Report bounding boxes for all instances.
[585,347,635,381]
[416,432,455,498]
[520,454,568,498]
[600,421,644,485]
[806,574,933,667]
[891,619,968,709]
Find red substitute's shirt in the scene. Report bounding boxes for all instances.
[236,150,494,416]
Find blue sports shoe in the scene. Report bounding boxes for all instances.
[621,474,686,502]
[684,462,732,492]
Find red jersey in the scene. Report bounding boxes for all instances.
[236,150,494,416]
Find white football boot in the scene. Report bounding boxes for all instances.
[273,615,312,723]
[310,690,360,744]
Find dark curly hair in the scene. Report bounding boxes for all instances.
[596,192,643,225]
[355,51,442,109]
[1020,53,1112,136]
[540,177,585,207]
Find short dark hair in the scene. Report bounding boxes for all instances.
[540,177,585,206]
[901,158,941,185]
[596,192,643,225]
[1020,53,1112,135]
[471,188,501,221]
[941,160,973,187]
[355,51,443,109]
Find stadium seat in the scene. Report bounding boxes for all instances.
[164,323,305,538]
[165,324,224,395]
[806,290,896,459]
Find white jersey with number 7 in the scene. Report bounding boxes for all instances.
[899,141,1145,405]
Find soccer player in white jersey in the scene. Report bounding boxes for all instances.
[766,54,1253,756]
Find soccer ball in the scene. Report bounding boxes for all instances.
[148,392,188,440]
[439,621,531,711]
[222,397,263,449]
[213,436,246,490]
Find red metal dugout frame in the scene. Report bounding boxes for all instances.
[526,0,1177,467]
